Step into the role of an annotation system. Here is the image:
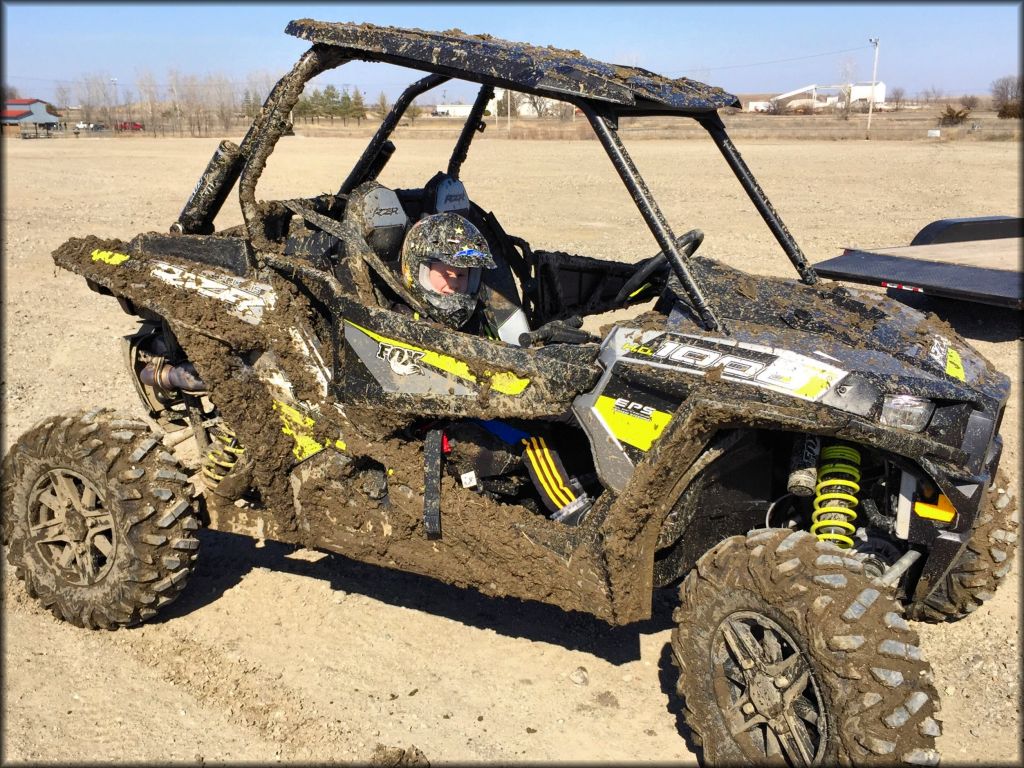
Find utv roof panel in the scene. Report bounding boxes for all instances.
[286,19,741,115]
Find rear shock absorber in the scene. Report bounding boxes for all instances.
[811,444,862,549]
[202,422,246,490]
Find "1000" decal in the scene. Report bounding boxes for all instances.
[623,332,848,402]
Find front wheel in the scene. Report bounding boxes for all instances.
[2,409,200,629]
[672,529,940,766]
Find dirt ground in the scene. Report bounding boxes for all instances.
[2,133,1020,764]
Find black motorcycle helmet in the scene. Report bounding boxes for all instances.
[400,212,496,328]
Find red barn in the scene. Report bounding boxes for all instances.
[3,98,61,137]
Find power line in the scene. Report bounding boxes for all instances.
[12,47,877,89]
[677,44,872,74]
[6,73,423,91]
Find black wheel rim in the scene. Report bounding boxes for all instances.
[28,469,116,586]
[712,610,827,766]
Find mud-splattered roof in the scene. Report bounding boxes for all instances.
[286,19,740,115]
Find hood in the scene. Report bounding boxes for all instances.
[666,258,1010,417]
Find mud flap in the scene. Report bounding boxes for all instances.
[423,429,443,539]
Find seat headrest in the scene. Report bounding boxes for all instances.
[345,181,408,262]
[424,171,470,214]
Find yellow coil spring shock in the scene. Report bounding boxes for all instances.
[811,444,862,549]
[202,423,245,489]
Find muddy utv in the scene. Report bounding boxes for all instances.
[3,20,1017,766]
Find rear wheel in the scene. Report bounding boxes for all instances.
[672,528,941,766]
[2,409,200,629]
[907,470,1018,622]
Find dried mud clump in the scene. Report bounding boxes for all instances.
[370,743,429,767]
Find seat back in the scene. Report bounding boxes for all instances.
[342,181,409,264]
[423,171,471,215]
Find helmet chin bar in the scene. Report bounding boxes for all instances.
[422,282,477,328]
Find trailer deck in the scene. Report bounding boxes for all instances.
[814,217,1023,309]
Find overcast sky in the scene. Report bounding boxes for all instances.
[3,2,1020,104]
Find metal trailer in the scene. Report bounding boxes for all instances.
[814,216,1023,309]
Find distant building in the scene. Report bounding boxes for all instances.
[754,81,887,112]
[850,81,886,105]
[2,97,61,136]
[431,102,476,119]
[491,88,561,118]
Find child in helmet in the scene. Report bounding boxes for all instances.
[396,212,594,525]
[399,212,497,330]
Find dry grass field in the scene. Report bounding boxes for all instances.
[1,126,1020,764]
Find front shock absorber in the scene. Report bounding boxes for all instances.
[811,444,862,549]
[202,422,246,490]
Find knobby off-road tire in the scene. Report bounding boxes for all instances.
[907,470,1018,623]
[1,409,200,629]
[672,528,940,766]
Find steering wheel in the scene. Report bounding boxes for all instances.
[613,229,704,305]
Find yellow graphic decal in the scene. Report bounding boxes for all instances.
[945,348,965,382]
[914,494,956,523]
[522,436,575,508]
[488,371,530,396]
[91,249,130,266]
[794,374,835,400]
[273,400,346,461]
[594,396,673,452]
[347,321,530,396]
[622,342,655,356]
[628,282,652,300]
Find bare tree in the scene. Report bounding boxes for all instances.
[166,69,187,135]
[206,73,237,131]
[406,98,423,125]
[920,86,944,104]
[959,94,979,110]
[837,58,857,120]
[136,69,162,134]
[373,91,390,120]
[76,73,112,125]
[990,75,1021,118]
[555,102,575,121]
[246,70,278,111]
[2,83,21,101]
[523,93,553,118]
[121,87,136,127]
[889,86,906,111]
[180,74,205,136]
[54,82,71,111]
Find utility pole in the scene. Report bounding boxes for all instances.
[111,77,118,131]
[865,38,879,140]
[506,88,511,137]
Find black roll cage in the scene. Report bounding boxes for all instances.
[201,43,818,333]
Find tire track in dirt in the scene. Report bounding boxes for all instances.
[105,628,355,760]
[2,572,387,764]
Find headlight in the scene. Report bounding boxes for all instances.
[880,394,935,432]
